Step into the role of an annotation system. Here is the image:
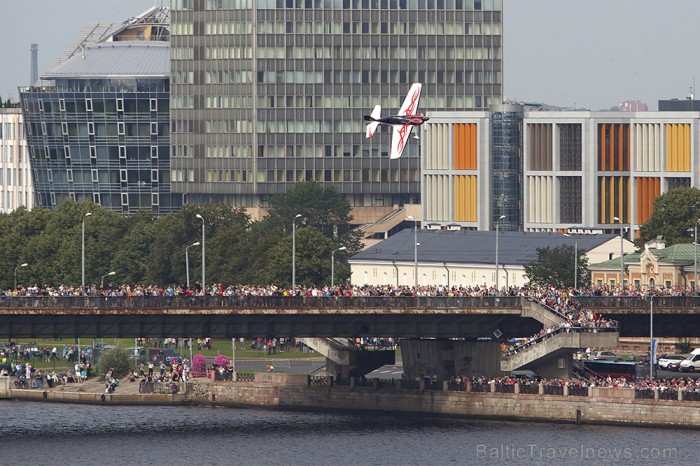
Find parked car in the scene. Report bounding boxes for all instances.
[588,351,622,362]
[657,354,688,370]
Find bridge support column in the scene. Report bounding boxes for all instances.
[0,375,8,398]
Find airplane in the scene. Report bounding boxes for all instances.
[363,83,429,159]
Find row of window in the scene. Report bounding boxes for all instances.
[201,168,419,183]
[173,0,501,11]
[42,191,164,207]
[201,19,500,36]
[255,45,500,61]
[34,122,167,138]
[33,98,160,114]
[40,168,161,184]
[34,145,163,161]
[255,69,500,85]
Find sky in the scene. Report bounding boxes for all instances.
[2,0,700,111]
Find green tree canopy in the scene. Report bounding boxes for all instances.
[524,245,590,289]
[638,187,700,247]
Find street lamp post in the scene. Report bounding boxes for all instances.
[14,262,28,290]
[495,215,506,293]
[292,213,302,291]
[408,216,419,290]
[185,241,200,289]
[81,212,92,290]
[100,271,116,289]
[695,221,699,293]
[650,294,655,379]
[331,246,347,289]
[195,214,205,294]
[613,216,624,289]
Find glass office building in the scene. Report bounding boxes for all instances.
[19,7,180,214]
[170,0,503,209]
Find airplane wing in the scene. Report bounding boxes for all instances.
[397,83,422,116]
[390,123,413,159]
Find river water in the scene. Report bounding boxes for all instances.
[1,400,693,465]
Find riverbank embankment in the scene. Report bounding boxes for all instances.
[3,374,700,429]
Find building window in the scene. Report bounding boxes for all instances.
[90,146,97,159]
[93,192,100,204]
[85,98,93,112]
[152,193,159,205]
[38,99,44,112]
[117,122,125,135]
[91,169,98,182]
[67,169,73,182]
[121,193,128,205]
[59,99,66,112]
[64,146,71,159]
[87,122,95,135]
[151,170,158,182]
[150,122,158,135]
[50,192,55,205]
[120,169,127,182]
[119,146,126,159]
[61,123,68,135]
[151,146,158,159]
[116,98,124,112]
[150,99,157,112]
[47,170,53,182]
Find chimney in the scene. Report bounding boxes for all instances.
[30,44,39,86]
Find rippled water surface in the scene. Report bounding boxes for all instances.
[2,401,695,465]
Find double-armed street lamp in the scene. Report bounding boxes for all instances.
[196,214,206,293]
[185,241,201,289]
[292,213,302,291]
[14,262,28,290]
[495,215,506,292]
[100,271,116,289]
[331,246,347,289]
[81,212,92,290]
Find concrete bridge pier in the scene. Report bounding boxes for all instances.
[0,375,9,398]
[400,339,502,381]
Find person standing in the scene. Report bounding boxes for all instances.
[148,361,154,377]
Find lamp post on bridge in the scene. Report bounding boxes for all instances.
[495,215,506,293]
[14,262,28,290]
[100,271,116,290]
[613,216,624,289]
[81,212,92,290]
[185,241,200,289]
[292,213,302,292]
[195,214,206,294]
[331,246,346,289]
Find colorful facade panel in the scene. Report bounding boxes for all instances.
[635,177,660,225]
[634,123,661,172]
[665,123,691,172]
[598,175,629,224]
[528,123,552,171]
[598,123,630,171]
[453,123,477,170]
[454,175,477,222]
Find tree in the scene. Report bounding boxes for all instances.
[97,346,133,377]
[638,187,700,247]
[524,245,590,288]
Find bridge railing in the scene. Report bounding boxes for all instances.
[572,296,700,309]
[0,295,523,310]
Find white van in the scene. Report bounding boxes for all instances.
[679,349,700,372]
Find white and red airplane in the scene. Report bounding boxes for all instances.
[364,83,429,159]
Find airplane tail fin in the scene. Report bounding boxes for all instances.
[364,105,382,138]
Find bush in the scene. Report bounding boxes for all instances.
[675,339,693,354]
[192,354,206,378]
[214,354,228,366]
[98,347,133,378]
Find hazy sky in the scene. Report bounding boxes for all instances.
[2,0,700,110]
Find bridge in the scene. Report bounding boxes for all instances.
[0,295,695,339]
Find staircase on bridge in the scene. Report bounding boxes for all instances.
[298,338,395,380]
[501,330,619,378]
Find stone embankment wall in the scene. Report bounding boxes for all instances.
[4,374,700,429]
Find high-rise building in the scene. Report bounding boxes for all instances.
[0,108,35,212]
[169,0,503,213]
[19,7,180,214]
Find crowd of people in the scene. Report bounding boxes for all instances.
[3,281,700,299]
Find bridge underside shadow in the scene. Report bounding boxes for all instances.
[0,313,542,339]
